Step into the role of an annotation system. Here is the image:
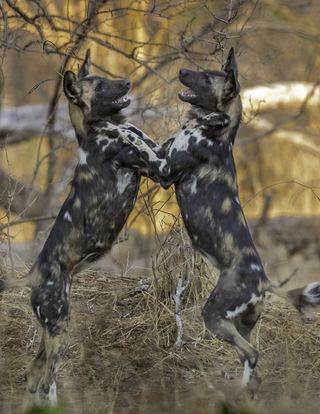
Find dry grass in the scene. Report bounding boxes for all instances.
[1,234,320,413]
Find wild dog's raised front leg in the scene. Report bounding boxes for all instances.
[147,112,231,184]
[114,125,209,187]
[123,122,165,156]
[100,123,168,177]
[116,131,207,189]
[113,146,162,182]
[111,113,230,187]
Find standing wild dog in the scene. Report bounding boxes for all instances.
[101,48,320,393]
[0,49,166,402]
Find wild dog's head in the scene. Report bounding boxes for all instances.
[63,49,131,138]
[178,48,241,118]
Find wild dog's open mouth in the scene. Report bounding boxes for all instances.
[112,95,130,105]
[111,94,131,110]
[178,88,197,103]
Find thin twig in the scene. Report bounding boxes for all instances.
[0,215,56,233]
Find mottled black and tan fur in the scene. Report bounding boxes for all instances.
[105,48,320,394]
[0,50,165,403]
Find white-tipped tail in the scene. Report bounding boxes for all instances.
[302,282,320,304]
[268,280,320,320]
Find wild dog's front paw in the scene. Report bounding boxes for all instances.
[159,162,170,177]
[202,112,230,128]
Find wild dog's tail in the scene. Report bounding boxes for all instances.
[0,264,38,293]
[268,281,320,320]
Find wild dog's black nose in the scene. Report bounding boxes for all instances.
[179,69,188,78]
[125,80,131,88]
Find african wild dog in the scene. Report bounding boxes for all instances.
[0,49,166,402]
[102,48,320,393]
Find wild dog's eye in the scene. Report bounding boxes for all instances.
[95,83,103,91]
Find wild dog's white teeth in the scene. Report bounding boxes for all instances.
[113,95,129,104]
[180,88,196,98]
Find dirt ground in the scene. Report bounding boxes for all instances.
[1,266,320,414]
[1,217,320,414]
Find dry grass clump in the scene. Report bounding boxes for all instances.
[0,230,320,413]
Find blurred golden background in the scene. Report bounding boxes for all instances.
[1,0,320,244]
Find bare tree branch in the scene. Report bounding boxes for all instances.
[0,168,48,218]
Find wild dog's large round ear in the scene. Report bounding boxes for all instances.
[224,68,240,99]
[78,49,91,78]
[63,71,80,102]
[222,47,238,79]
[222,48,240,98]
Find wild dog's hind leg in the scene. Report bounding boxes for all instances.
[202,299,259,391]
[42,324,69,403]
[234,303,263,393]
[25,334,47,398]
[29,273,70,402]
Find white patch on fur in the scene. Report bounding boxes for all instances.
[197,166,221,181]
[63,211,72,222]
[78,148,88,165]
[226,293,263,319]
[36,306,41,318]
[250,263,262,272]
[97,135,109,145]
[235,197,240,204]
[241,360,252,388]
[303,282,320,303]
[48,381,57,403]
[65,283,70,296]
[123,122,163,153]
[169,130,202,155]
[142,149,167,173]
[47,280,54,286]
[96,241,104,248]
[117,171,131,194]
[189,176,197,194]
[113,127,168,174]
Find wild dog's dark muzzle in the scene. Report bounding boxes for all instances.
[178,69,215,111]
[179,68,199,89]
[105,79,131,110]
[178,69,199,103]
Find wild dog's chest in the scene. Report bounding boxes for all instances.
[77,138,139,207]
[175,161,238,225]
[83,168,138,230]
[168,128,205,158]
